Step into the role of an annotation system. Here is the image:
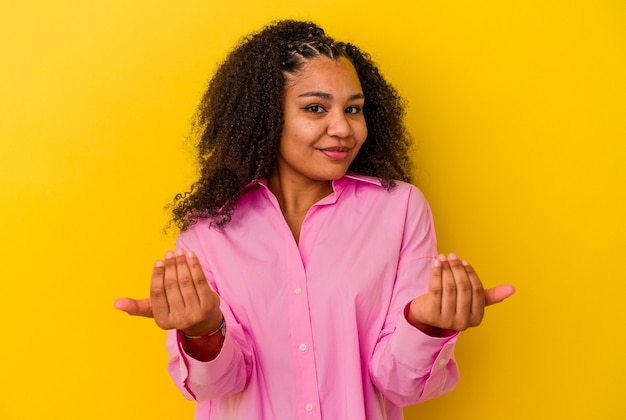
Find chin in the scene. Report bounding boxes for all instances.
[319,171,349,181]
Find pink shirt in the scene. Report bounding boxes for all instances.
[167,174,459,420]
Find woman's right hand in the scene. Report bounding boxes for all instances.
[115,249,223,337]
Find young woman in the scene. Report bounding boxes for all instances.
[115,20,515,420]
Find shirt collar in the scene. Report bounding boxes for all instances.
[342,173,383,186]
[256,174,382,206]
[245,173,382,191]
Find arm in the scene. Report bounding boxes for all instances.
[115,247,253,401]
[368,187,515,406]
[369,257,460,406]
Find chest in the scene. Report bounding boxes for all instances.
[203,200,404,318]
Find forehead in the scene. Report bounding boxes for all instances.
[283,56,362,93]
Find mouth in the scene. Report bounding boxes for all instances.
[319,146,350,161]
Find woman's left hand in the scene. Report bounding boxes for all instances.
[408,253,515,333]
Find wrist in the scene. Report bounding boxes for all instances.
[179,315,226,363]
[181,313,225,338]
[404,303,454,338]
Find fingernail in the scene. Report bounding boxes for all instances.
[165,251,174,259]
[433,258,441,267]
[175,249,184,256]
[155,260,164,268]
[438,254,447,262]
[462,260,469,266]
[186,250,195,259]
[448,253,458,260]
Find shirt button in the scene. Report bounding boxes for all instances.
[305,403,314,411]
[299,343,307,351]
[438,358,447,366]
[294,287,302,295]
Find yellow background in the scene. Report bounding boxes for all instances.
[1,0,624,419]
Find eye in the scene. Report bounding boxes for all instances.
[304,105,326,113]
[345,105,363,115]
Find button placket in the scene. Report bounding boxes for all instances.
[285,240,321,419]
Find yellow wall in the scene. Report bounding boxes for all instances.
[1,1,624,418]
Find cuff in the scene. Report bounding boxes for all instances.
[177,329,238,386]
[390,310,458,373]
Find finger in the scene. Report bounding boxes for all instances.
[114,297,153,318]
[161,250,186,309]
[448,253,473,318]
[185,250,212,301]
[426,256,444,318]
[462,260,485,322]
[175,249,201,308]
[439,254,457,323]
[149,258,173,327]
[484,284,516,305]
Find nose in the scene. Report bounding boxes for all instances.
[326,110,353,138]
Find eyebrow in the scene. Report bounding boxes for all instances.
[298,91,365,101]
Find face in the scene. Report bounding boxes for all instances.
[276,56,367,185]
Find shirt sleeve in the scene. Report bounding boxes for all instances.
[165,233,254,402]
[369,185,460,406]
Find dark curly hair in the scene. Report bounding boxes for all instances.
[171,20,413,231]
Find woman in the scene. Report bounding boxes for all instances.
[115,20,515,419]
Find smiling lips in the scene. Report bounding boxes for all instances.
[319,146,350,160]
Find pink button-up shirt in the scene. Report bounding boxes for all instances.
[167,174,459,420]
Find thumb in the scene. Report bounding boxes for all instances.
[114,297,154,318]
[484,284,516,306]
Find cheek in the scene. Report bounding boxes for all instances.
[279,120,300,147]
[355,122,368,144]
[279,122,310,157]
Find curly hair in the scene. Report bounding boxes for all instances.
[170,20,413,231]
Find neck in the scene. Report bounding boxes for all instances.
[268,172,333,216]
[268,171,334,243]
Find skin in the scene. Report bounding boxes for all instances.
[269,56,367,243]
[408,254,515,336]
[114,56,515,360]
[115,249,224,361]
